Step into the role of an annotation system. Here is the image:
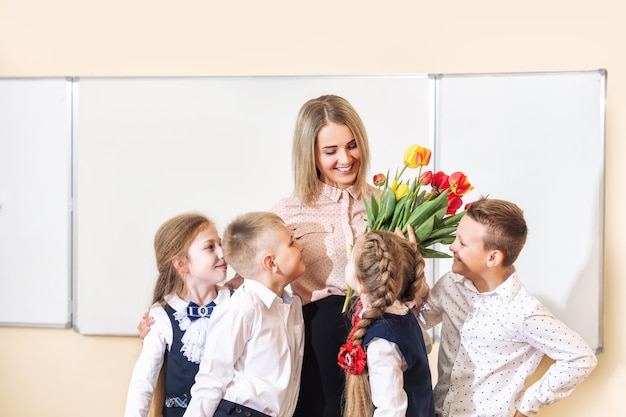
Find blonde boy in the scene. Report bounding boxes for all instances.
[421,198,597,417]
[184,212,305,417]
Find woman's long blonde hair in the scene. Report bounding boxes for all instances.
[343,230,426,417]
[292,95,371,205]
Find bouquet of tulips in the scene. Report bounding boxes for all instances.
[342,144,474,312]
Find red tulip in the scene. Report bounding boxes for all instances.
[419,170,433,185]
[431,171,450,192]
[447,194,463,215]
[448,172,473,196]
[373,173,386,187]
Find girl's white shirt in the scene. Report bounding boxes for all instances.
[124,287,231,417]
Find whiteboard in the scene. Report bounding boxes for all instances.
[72,75,434,335]
[0,78,72,327]
[1,73,604,349]
[433,70,605,352]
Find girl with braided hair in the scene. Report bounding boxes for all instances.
[339,230,435,417]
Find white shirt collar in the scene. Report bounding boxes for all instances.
[164,286,232,311]
[242,278,294,307]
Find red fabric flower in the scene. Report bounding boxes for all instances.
[338,342,367,375]
[338,300,367,375]
[350,301,364,327]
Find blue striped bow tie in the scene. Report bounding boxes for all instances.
[186,301,216,322]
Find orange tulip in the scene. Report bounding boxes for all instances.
[415,146,432,166]
[403,144,432,168]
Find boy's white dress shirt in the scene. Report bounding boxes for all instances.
[184,279,304,417]
[421,272,597,417]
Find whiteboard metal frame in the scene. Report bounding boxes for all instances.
[0,77,73,327]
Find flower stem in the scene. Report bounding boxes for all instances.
[342,286,354,313]
[397,165,407,181]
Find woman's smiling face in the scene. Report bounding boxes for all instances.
[315,122,361,189]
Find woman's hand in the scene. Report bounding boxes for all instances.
[138,312,155,340]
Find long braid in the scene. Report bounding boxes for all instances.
[343,231,404,417]
[351,232,400,345]
[398,237,428,309]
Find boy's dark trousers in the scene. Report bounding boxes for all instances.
[214,399,271,417]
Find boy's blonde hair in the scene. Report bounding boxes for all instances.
[466,197,528,266]
[292,95,371,205]
[222,212,285,278]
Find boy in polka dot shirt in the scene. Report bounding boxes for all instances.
[420,197,597,417]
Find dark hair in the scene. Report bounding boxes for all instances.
[466,197,528,266]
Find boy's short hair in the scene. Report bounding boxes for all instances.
[222,211,285,277]
[466,197,528,266]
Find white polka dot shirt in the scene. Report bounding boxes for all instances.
[420,272,597,417]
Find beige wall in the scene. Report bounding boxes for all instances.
[1,1,623,416]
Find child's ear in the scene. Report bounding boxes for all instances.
[261,254,277,273]
[172,256,188,274]
[487,250,504,267]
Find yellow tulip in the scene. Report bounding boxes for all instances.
[394,183,409,200]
